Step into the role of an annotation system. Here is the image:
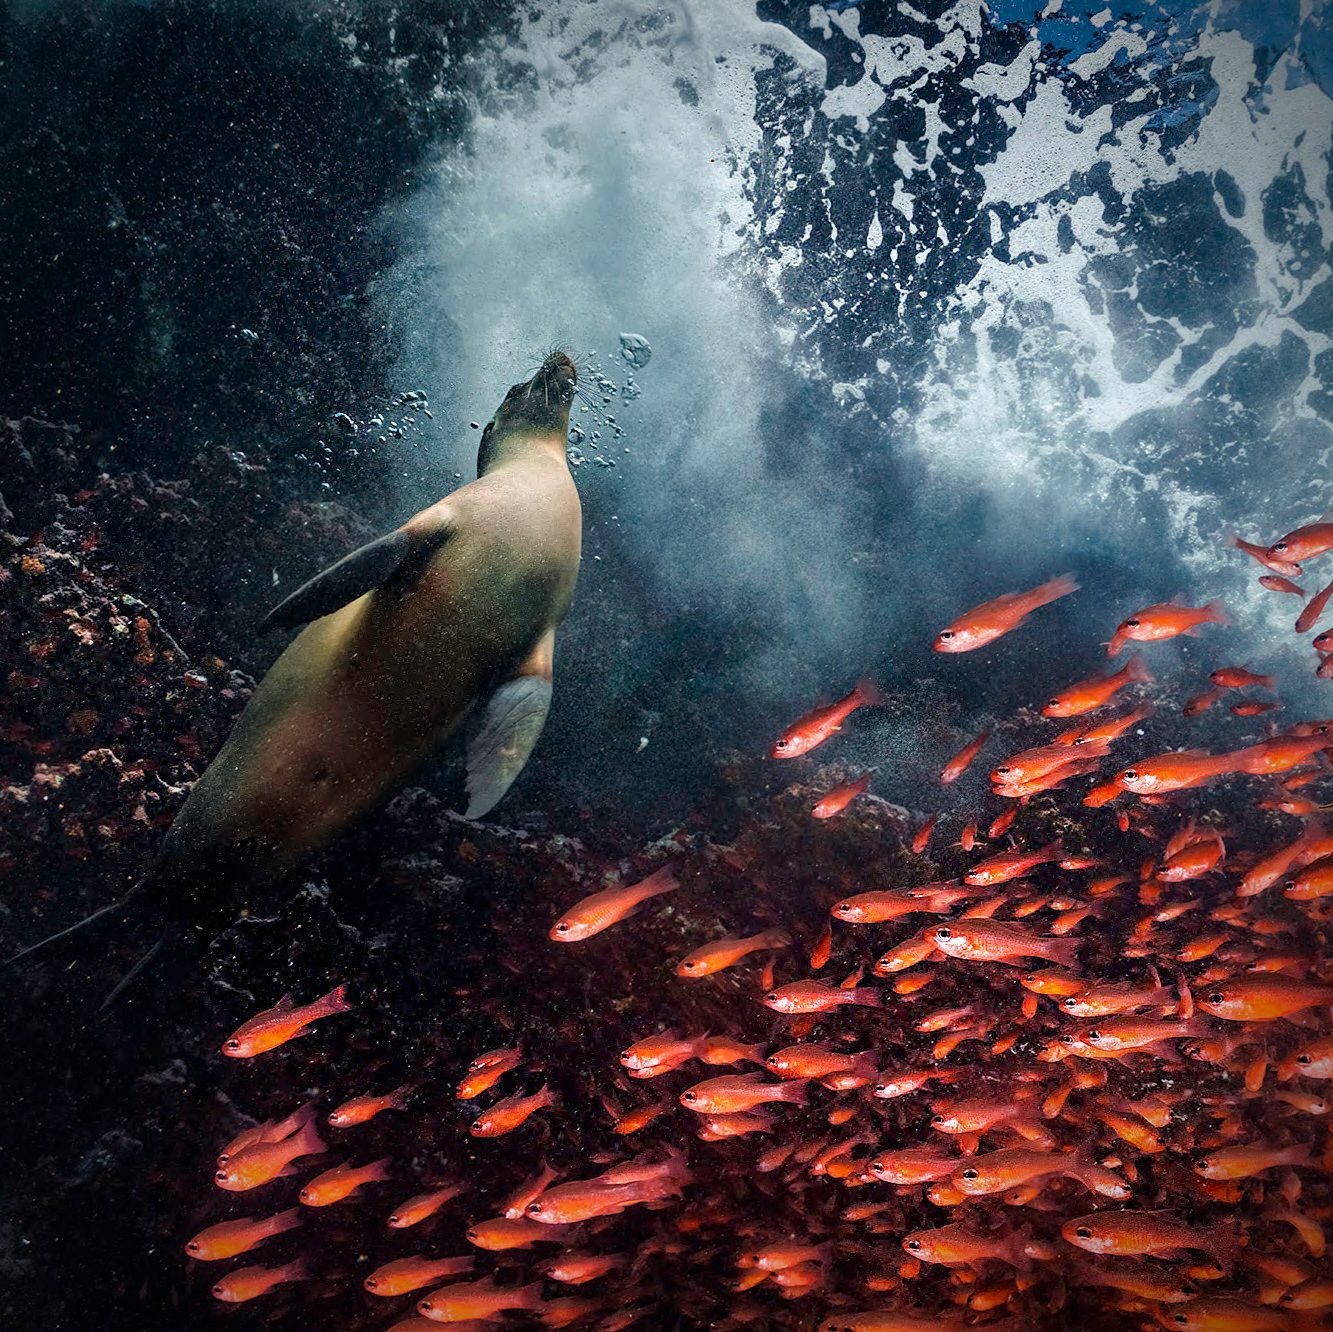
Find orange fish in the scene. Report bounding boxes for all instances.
[911,813,938,854]
[543,1253,627,1284]
[1060,975,1174,1017]
[1062,1210,1232,1267]
[940,729,990,784]
[526,1176,683,1225]
[1184,686,1226,717]
[500,1161,558,1219]
[329,1082,414,1127]
[934,573,1079,653]
[217,1105,314,1165]
[930,920,1078,967]
[675,929,787,977]
[214,1117,324,1191]
[299,1156,391,1206]
[867,1147,960,1185]
[678,1072,808,1114]
[830,890,927,924]
[763,980,882,1014]
[416,1277,545,1322]
[465,1215,571,1250]
[1210,665,1275,689]
[1108,600,1227,656]
[963,839,1063,886]
[1159,1295,1328,1330]
[812,773,872,818]
[388,1183,466,1229]
[365,1255,475,1296]
[1194,1142,1315,1180]
[211,1258,309,1303]
[1231,532,1303,577]
[184,1208,302,1261]
[1270,521,1333,563]
[949,1145,1128,1200]
[1261,575,1306,596]
[1114,751,1247,795]
[766,1045,875,1081]
[1198,975,1333,1021]
[550,865,679,941]
[1043,655,1151,717]
[1288,856,1333,900]
[772,679,884,758]
[469,1084,556,1137]
[902,1222,1034,1267]
[222,984,353,1057]
[457,1048,522,1099]
[619,1031,704,1075]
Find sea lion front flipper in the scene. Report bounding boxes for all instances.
[464,640,554,820]
[260,517,451,633]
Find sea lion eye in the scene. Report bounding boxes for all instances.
[962,1169,978,1180]
[1075,1226,1092,1239]
[1208,992,1224,1005]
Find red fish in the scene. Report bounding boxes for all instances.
[930,920,1078,967]
[1297,578,1333,634]
[329,1082,414,1127]
[185,1209,302,1261]
[1210,665,1275,689]
[940,729,990,784]
[934,573,1078,653]
[211,1258,309,1303]
[812,773,871,818]
[415,1277,544,1322]
[551,865,679,941]
[1042,655,1151,717]
[1260,575,1306,596]
[1270,521,1333,563]
[678,1073,809,1114]
[1231,532,1303,577]
[772,679,884,758]
[1198,975,1333,1022]
[676,929,788,977]
[1062,1210,1233,1268]
[763,980,882,1013]
[215,1117,325,1192]
[299,1156,392,1206]
[1107,600,1227,656]
[365,1255,474,1296]
[963,839,1063,885]
[222,984,353,1057]
[469,1084,557,1137]
[388,1183,465,1229]
[1114,751,1247,795]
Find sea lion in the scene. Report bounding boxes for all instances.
[12,350,583,984]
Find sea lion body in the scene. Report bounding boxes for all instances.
[156,354,582,901]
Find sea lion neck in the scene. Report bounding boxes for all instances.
[477,425,572,477]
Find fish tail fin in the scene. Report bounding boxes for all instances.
[1205,598,1231,626]
[778,1079,811,1106]
[367,1156,395,1181]
[1047,936,1081,970]
[1036,573,1080,606]
[1125,653,1153,685]
[848,988,883,1008]
[271,1207,304,1234]
[294,1120,326,1158]
[318,983,355,1014]
[760,929,792,951]
[1205,1222,1241,1273]
[853,676,888,708]
[643,865,681,898]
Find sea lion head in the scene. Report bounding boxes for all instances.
[477,349,578,473]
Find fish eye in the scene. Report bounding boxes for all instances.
[1060,1034,1077,1045]
[555,922,571,933]
[1125,618,1140,627]
[935,927,951,939]
[214,1168,228,1181]
[1062,997,1077,1009]
[765,992,778,1003]
[766,1054,779,1066]
[1299,1054,1313,1065]
[1088,1028,1101,1040]
[1172,1318,1187,1327]
[906,1239,921,1250]
[1207,992,1224,1005]
[1122,770,1136,781]
[995,765,1011,775]
[1274,541,1288,552]
[185,1241,200,1255]
[931,1113,946,1123]
[466,1228,477,1241]
[775,738,790,750]
[471,1119,483,1131]
[388,1215,401,1225]
[961,1169,978,1180]
[365,1278,379,1290]
[299,1188,311,1202]
[682,1091,697,1103]
[1047,699,1060,707]
[1075,1226,1092,1239]
[224,1038,240,1050]
[528,1202,543,1215]
[939,631,954,640]
[211,1285,225,1298]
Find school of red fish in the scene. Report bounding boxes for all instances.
[185,518,1333,1330]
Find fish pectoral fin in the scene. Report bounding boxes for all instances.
[260,517,451,632]
[464,672,553,821]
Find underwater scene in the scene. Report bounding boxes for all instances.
[6,1,1333,1329]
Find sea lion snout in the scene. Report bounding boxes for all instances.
[539,349,577,385]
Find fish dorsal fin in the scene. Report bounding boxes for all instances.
[464,638,555,820]
[259,509,454,633]
[273,993,295,1011]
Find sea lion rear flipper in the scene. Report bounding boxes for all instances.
[464,659,554,821]
[260,518,452,632]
